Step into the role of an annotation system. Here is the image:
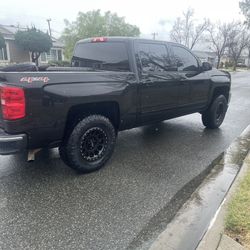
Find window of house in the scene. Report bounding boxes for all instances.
[0,46,8,61]
[40,52,47,62]
[169,45,199,71]
[51,49,57,61]
[58,50,62,61]
[137,43,171,72]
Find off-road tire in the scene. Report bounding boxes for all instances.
[59,115,116,173]
[202,95,228,129]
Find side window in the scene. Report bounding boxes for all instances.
[137,43,171,72]
[170,45,198,71]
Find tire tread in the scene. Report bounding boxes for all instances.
[60,115,116,173]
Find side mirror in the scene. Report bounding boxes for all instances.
[202,62,212,71]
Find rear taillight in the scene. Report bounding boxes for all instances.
[0,86,26,120]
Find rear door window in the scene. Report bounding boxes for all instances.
[72,42,130,71]
[137,43,172,72]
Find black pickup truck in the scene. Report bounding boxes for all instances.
[0,37,231,172]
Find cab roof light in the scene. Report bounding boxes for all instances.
[91,37,108,42]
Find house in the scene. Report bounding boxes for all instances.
[192,50,218,67]
[39,39,65,64]
[220,49,250,68]
[0,24,64,66]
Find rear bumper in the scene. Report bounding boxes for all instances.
[0,129,27,155]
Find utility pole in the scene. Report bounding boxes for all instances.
[47,18,52,38]
[152,32,158,40]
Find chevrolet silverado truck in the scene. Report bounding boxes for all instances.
[0,37,231,173]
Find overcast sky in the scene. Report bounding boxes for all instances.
[0,0,245,39]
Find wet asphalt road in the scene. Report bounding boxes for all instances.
[1,71,250,250]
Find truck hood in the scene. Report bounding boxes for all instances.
[211,68,231,79]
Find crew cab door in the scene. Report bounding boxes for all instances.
[135,41,185,123]
[168,44,211,109]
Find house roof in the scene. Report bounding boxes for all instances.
[0,24,64,48]
[52,39,64,48]
[0,25,15,40]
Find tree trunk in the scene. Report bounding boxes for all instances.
[248,47,250,69]
[233,61,237,71]
[233,53,242,71]
[35,58,39,67]
[31,51,36,63]
[216,55,221,69]
[31,52,40,66]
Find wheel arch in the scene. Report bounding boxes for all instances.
[212,86,230,102]
[63,101,120,138]
[207,85,230,109]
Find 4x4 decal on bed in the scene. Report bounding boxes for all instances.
[20,76,50,83]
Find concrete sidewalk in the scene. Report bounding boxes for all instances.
[197,153,250,250]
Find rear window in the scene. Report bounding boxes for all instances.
[72,42,130,72]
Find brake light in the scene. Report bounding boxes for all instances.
[0,86,26,120]
[91,37,108,42]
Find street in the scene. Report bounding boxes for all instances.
[0,71,250,250]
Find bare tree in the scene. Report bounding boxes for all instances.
[170,17,183,44]
[247,45,250,68]
[227,23,250,71]
[170,9,210,49]
[207,22,236,69]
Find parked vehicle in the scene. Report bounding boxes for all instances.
[0,37,231,173]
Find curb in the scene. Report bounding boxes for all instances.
[148,125,250,250]
[197,152,250,250]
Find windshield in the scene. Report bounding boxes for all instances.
[72,42,130,72]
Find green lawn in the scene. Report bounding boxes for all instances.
[225,156,250,248]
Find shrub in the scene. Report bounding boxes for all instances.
[48,60,71,67]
